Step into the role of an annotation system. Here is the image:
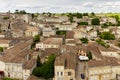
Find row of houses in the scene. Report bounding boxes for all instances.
[0,13,119,39]
[0,37,36,80]
[0,13,119,80]
[50,41,120,80]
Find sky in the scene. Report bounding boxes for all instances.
[0,0,120,13]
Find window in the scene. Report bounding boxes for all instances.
[61,72,63,76]
[57,72,63,76]
[57,72,59,76]
[68,72,71,76]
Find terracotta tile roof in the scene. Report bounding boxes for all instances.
[0,32,7,35]
[55,53,77,70]
[88,60,110,68]
[1,41,32,63]
[24,57,36,69]
[103,56,120,66]
[87,45,103,59]
[10,50,33,63]
[17,37,33,43]
[11,20,26,31]
[67,40,76,44]
[66,46,78,53]
[0,40,36,69]
[98,46,119,52]
[55,57,65,66]
[26,26,39,32]
[66,31,74,39]
[41,48,60,58]
[50,35,63,38]
[0,19,9,24]
[40,38,62,45]
[89,56,120,68]
[0,39,12,44]
[43,22,60,24]
[60,45,87,54]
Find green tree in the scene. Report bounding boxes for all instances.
[78,22,88,25]
[69,16,73,22]
[76,13,83,18]
[91,12,95,16]
[96,39,105,46]
[100,31,115,40]
[37,55,42,67]
[117,21,120,26]
[108,22,115,26]
[83,13,88,16]
[0,47,3,52]
[33,54,56,79]
[31,42,35,49]
[48,12,52,17]
[33,35,40,43]
[96,39,110,48]
[87,51,92,60]
[19,10,26,14]
[101,23,109,28]
[3,16,9,20]
[14,10,26,14]
[105,45,110,48]
[31,13,34,19]
[3,78,18,80]
[32,67,41,77]
[97,30,100,36]
[56,30,66,35]
[80,37,88,44]
[31,35,40,49]
[42,12,45,15]
[117,42,120,47]
[91,18,100,25]
[115,15,119,22]
[0,29,1,33]
[15,9,19,14]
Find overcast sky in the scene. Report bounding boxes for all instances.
[0,0,120,13]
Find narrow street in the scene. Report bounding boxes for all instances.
[76,61,87,80]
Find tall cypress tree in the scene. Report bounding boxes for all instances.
[37,55,42,67]
[87,51,92,60]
